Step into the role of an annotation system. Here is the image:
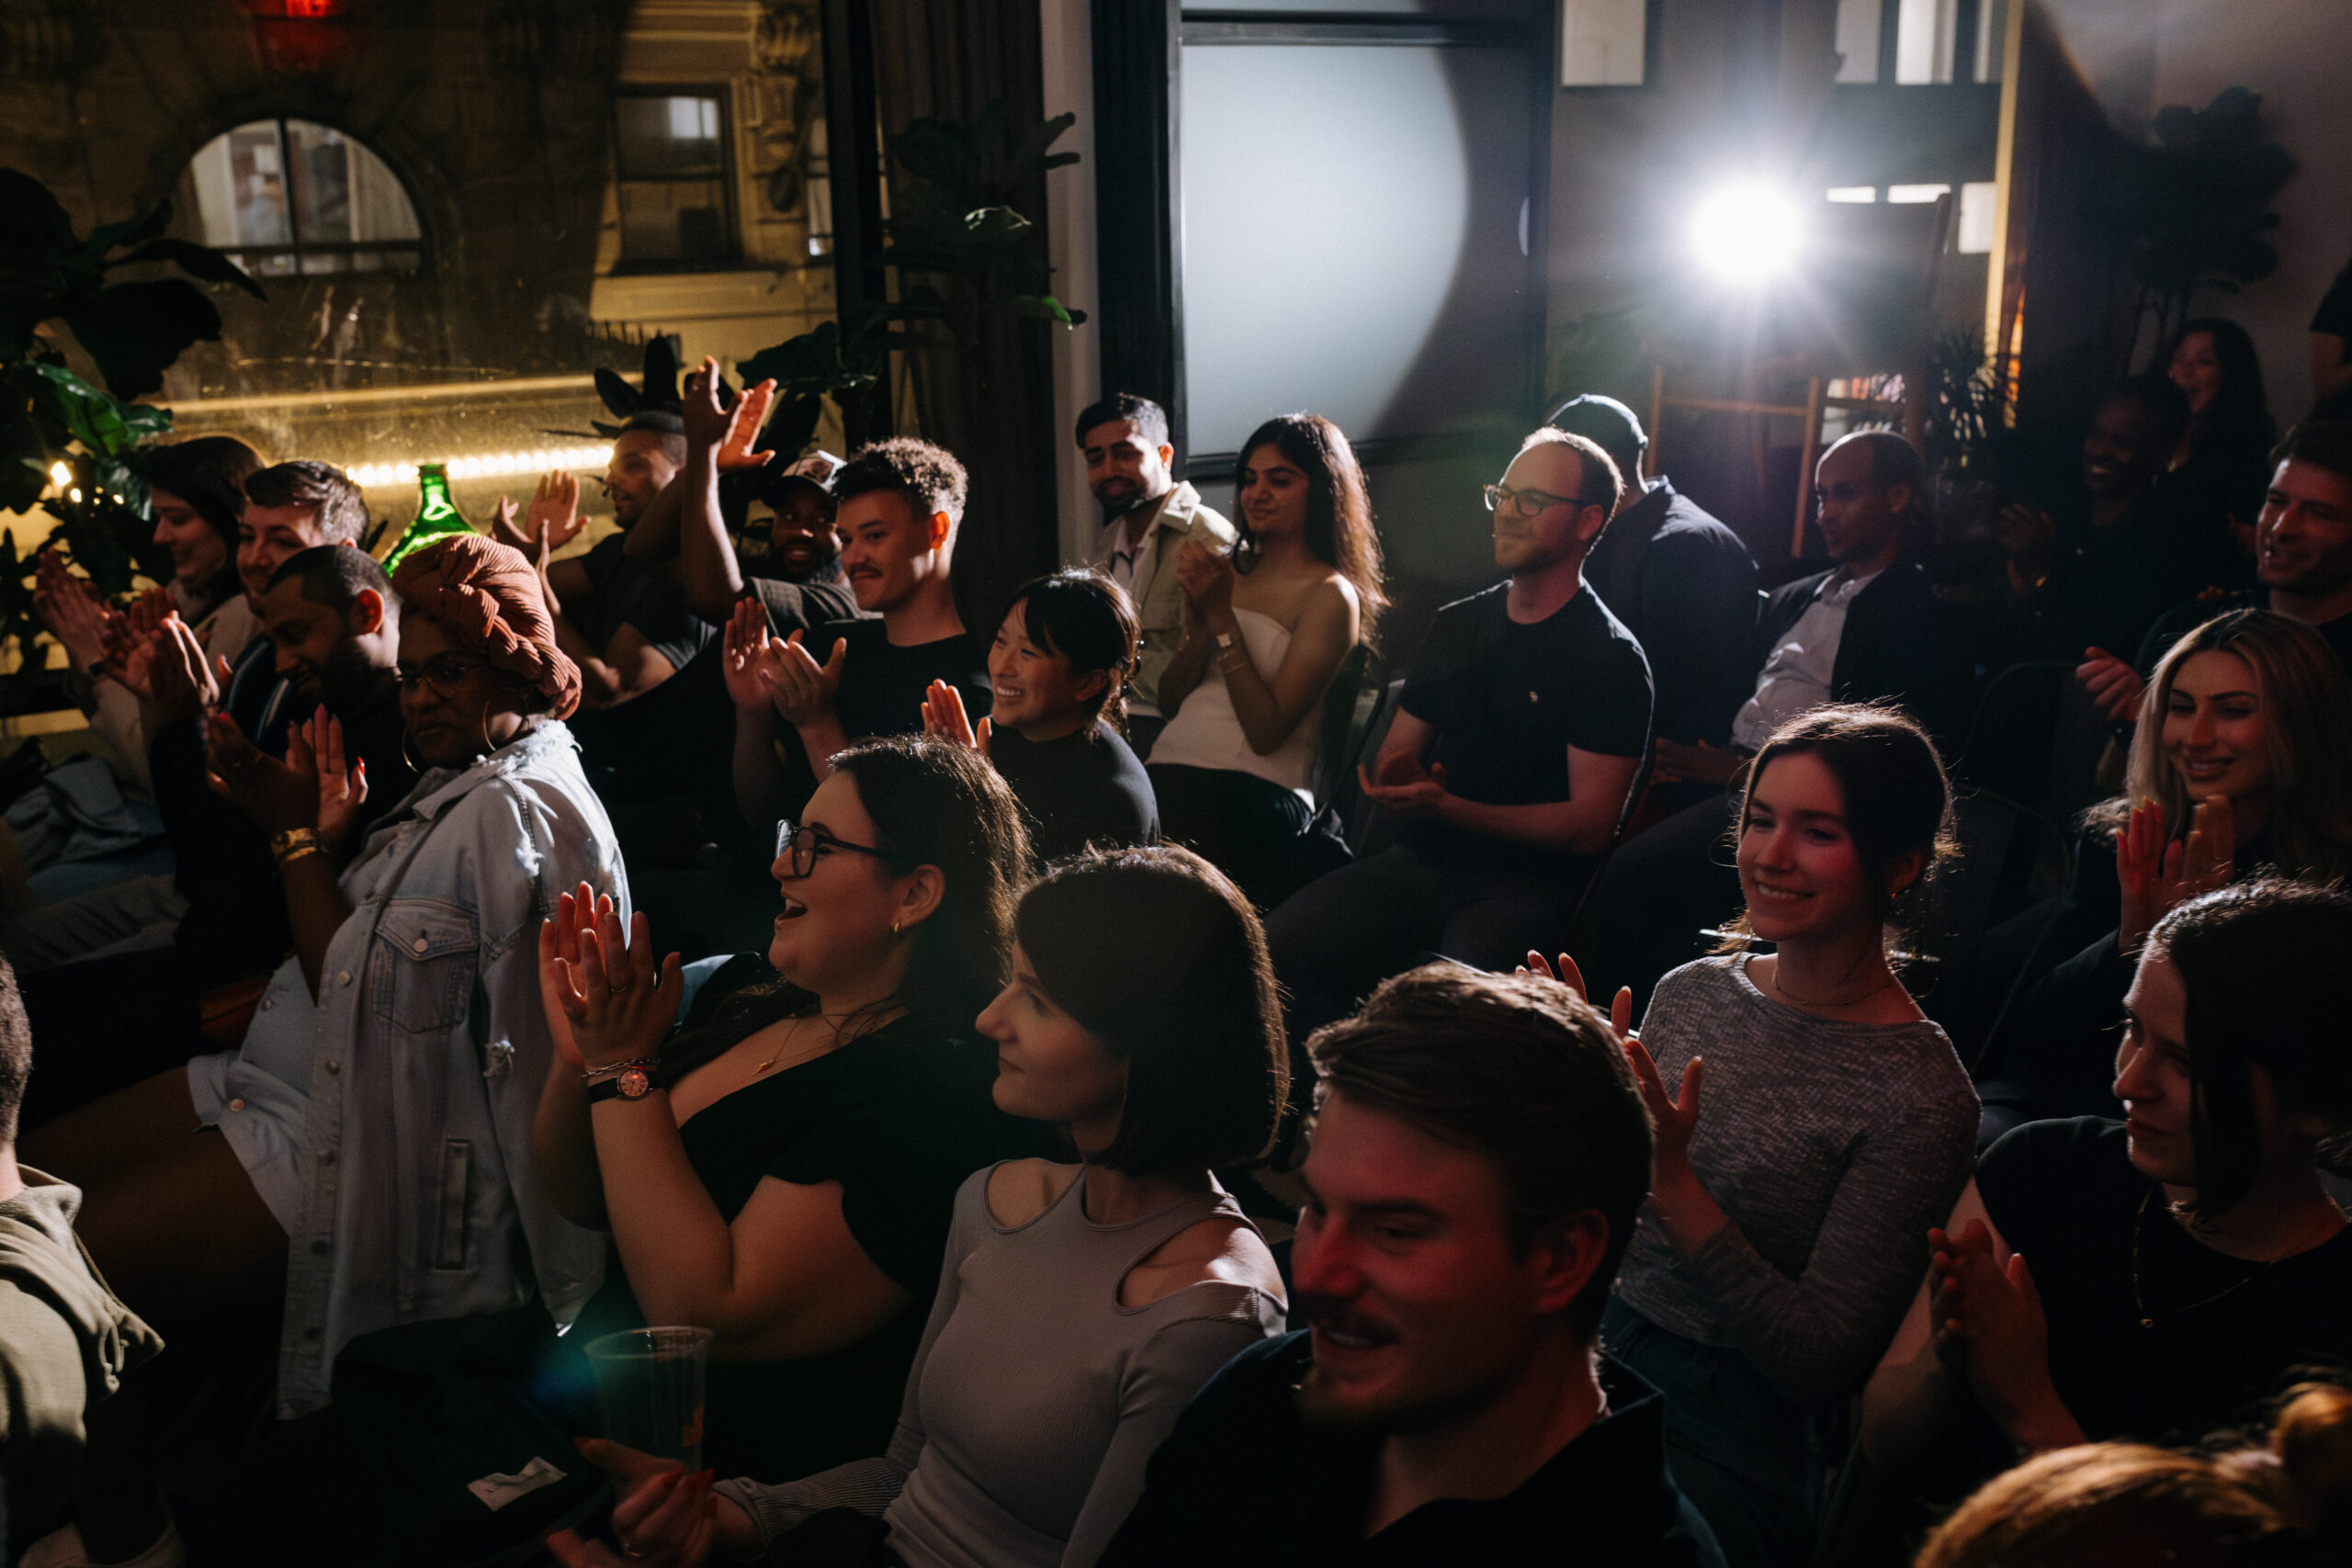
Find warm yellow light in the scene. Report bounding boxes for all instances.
[67,487,83,503]
[343,446,611,491]
[49,462,71,488]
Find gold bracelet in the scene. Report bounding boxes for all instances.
[270,827,322,868]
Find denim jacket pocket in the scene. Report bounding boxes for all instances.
[370,898,481,1036]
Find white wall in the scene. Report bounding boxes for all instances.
[1039,0,1102,567]
[2045,0,2352,425]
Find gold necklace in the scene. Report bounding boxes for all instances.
[2128,1187,2338,1329]
[750,1005,900,1077]
[1761,961,1903,1010]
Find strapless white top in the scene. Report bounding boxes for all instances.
[1147,607,1320,803]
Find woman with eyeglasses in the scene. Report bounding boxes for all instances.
[533,735,1046,1481]
[26,536,625,1429]
[1145,413,1384,905]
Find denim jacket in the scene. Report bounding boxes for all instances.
[232,721,626,1415]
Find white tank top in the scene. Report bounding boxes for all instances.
[1147,607,1320,803]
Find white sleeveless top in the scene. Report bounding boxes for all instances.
[1147,607,1320,802]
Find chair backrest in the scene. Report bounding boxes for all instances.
[1337,676,1408,857]
[1309,642,1388,813]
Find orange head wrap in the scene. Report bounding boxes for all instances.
[389,534,582,720]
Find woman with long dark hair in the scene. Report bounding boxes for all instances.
[2163,317,2277,559]
[1146,413,1384,904]
[557,847,1290,1568]
[1566,704,1979,1567]
[534,736,1048,1481]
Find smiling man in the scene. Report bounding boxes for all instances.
[1267,427,1649,1036]
[1098,964,1722,1567]
[1079,393,1234,753]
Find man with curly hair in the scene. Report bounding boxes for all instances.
[731,437,993,818]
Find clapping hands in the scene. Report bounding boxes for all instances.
[1355,748,1449,819]
[542,886,683,1073]
[1928,1219,2079,1452]
[922,679,991,754]
[683,356,777,471]
[1519,950,1705,1217]
[2075,647,2145,727]
[2117,795,2233,953]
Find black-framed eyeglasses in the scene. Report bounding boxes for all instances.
[774,819,910,879]
[1482,482,1584,520]
[395,654,495,698]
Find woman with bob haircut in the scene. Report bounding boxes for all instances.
[535,735,1047,1482]
[922,568,1159,863]
[1147,412,1384,902]
[1555,704,1978,1567]
[1867,879,2352,1485]
[1984,607,2352,1134]
[556,845,1290,1568]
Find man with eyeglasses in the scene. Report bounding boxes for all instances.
[1267,428,1652,1037]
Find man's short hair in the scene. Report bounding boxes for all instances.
[266,543,396,617]
[1544,394,1647,490]
[1826,428,1928,504]
[1074,393,1171,451]
[243,460,369,546]
[1517,427,1624,525]
[0,955,30,1146]
[1305,964,1654,1338]
[833,437,969,523]
[2275,420,2352,486]
[620,409,689,468]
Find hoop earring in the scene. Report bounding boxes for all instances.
[401,730,428,774]
[890,919,901,936]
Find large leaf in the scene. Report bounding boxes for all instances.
[85,200,173,263]
[113,238,267,300]
[758,391,824,458]
[24,361,165,457]
[594,367,643,420]
[62,279,223,400]
[640,335,683,409]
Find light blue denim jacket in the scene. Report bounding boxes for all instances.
[198,721,626,1416]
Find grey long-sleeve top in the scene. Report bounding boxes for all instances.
[1614,956,1979,1406]
[714,1165,1284,1568]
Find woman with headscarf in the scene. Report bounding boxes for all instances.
[28,535,626,1420]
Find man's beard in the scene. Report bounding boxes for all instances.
[313,643,386,713]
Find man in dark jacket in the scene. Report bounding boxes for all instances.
[1579,431,1981,1011]
[1551,395,1759,753]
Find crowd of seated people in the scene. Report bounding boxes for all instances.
[10,323,2352,1568]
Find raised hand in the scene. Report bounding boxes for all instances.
[2119,795,2235,953]
[682,357,733,454]
[762,629,846,728]
[1517,952,1635,1039]
[297,707,368,852]
[720,599,780,714]
[717,388,777,473]
[1928,1220,2079,1451]
[1171,539,1238,626]
[2075,647,2145,726]
[1623,1034,1703,1198]
[921,679,990,754]
[527,470,585,558]
[205,709,320,834]
[489,494,532,552]
[538,884,610,1070]
[549,899,683,1073]
[32,553,115,671]
[148,615,225,726]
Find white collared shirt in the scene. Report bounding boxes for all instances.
[1730,567,1883,751]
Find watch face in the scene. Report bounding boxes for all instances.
[617,1066,653,1100]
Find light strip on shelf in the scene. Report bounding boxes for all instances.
[344,446,611,491]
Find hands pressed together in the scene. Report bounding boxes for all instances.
[539,882,683,1075]
[205,705,369,847]
[921,679,990,754]
[2117,794,2234,954]
[1356,748,1450,820]
[721,599,844,729]
[1928,1219,2080,1453]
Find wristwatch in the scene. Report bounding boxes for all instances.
[587,1066,658,1103]
[270,827,323,868]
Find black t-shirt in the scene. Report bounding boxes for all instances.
[572,957,1047,1482]
[2312,257,2352,421]
[1978,1117,2352,1444]
[1098,1332,1722,1568]
[816,618,991,746]
[1394,583,1652,866]
[577,535,714,671]
[744,570,863,641]
[986,719,1159,863]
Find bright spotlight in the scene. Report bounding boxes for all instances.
[49,461,71,489]
[1690,184,1803,284]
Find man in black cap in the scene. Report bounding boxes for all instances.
[1549,395,1758,765]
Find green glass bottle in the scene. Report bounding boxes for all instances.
[380,463,475,574]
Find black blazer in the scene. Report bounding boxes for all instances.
[1755,559,1979,750]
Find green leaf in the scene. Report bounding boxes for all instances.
[111,238,268,301]
[1004,294,1084,325]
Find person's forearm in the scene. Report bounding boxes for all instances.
[1997,1383,2087,1455]
[794,711,853,784]
[547,606,626,708]
[1158,632,1210,718]
[1208,613,1310,754]
[731,705,791,825]
[1648,1171,1732,1258]
[677,450,745,622]
[282,852,355,999]
[593,1091,768,1338]
[1433,795,1621,856]
[531,1065,610,1230]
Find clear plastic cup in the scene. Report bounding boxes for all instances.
[582,1325,714,1470]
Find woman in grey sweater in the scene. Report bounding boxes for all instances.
[1599,705,1980,1567]
[560,846,1290,1568]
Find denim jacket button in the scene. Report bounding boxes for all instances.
[227,1098,245,1111]
[337,970,353,986]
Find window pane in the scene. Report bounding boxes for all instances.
[618,179,731,263]
[1958,180,1998,253]
[1834,0,1882,83]
[286,119,355,245]
[1894,0,1958,84]
[183,119,421,273]
[1562,0,1645,86]
[1180,41,1535,454]
[227,123,293,249]
[616,96,724,178]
